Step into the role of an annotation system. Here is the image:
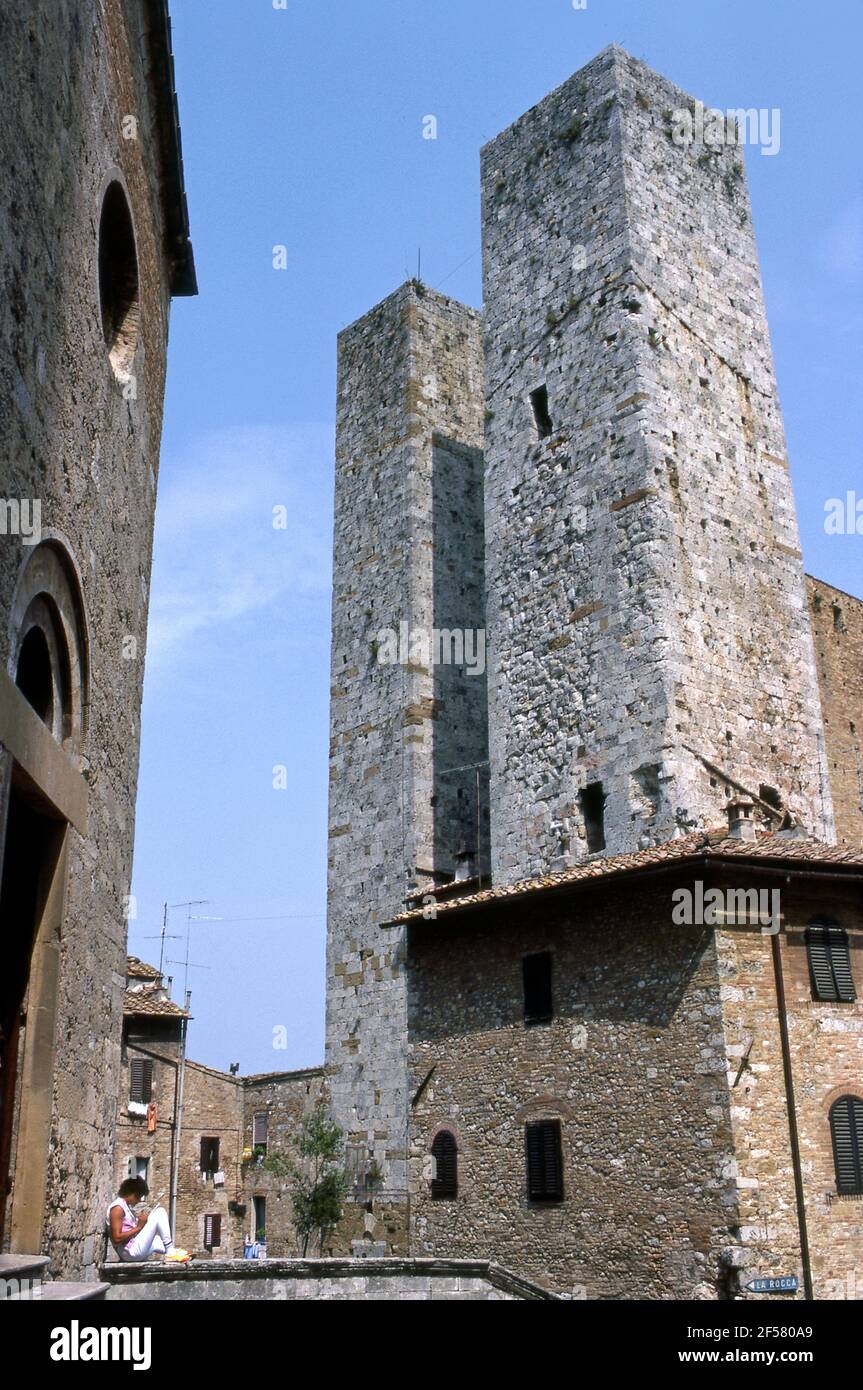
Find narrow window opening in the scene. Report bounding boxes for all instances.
[204,1214,222,1250]
[253,1194,267,1241]
[523,951,553,1026]
[252,1111,268,1155]
[530,385,553,439]
[200,1136,220,1172]
[98,181,140,378]
[129,1058,152,1105]
[806,920,855,1002]
[525,1119,564,1202]
[16,627,54,725]
[430,1130,458,1199]
[579,781,606,853]
[830,1096,863,1195]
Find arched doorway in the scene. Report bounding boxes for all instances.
[0,542,88,1252]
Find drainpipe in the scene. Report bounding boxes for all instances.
[770,931,814,1300]
[169,992,191,1235]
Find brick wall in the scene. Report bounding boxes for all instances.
[808,578,863,848]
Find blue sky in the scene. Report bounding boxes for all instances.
[129,0,862,1073]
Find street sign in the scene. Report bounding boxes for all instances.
[745,1276,799,1294]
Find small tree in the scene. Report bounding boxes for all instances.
[264,1103,347,1256]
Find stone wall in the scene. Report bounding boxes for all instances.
[0,0,188,1277]
[407,879,740,1298]
[480,45,832,885]
[406,864,863,1299]
[103,1257,555,1301]
[240,1069,325,1256]
[808,578,863,848]
[326,282,485,1219]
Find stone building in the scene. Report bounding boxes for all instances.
[114,959,327,1260]
[0,0,195,1279]
[325,46,863,1296]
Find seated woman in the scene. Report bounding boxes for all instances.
[107,1178,192,1263]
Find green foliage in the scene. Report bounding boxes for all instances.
[263,1103,348,1256]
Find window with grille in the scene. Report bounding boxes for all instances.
[204,1214,222,1250]
[523,951,553,1026]
[200,1137,220,1172]
[806,920,855,1002]
[129,1058,152,1105]
[830,1095,863,1195]
[525,1119,564,1202]
[430,1131,458,1199]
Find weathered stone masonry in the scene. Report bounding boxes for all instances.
[0,0,194,1278]
[481,46,832,885]
[326,284,485,1212]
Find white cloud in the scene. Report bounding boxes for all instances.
[145,423,333,671]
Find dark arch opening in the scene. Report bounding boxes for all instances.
[98,181,139,375]
[16,626,54,726]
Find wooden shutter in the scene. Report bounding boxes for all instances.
[430,1131,458,1199]
[253,1112,268,1147]
[807,924,856,1003]
[129,1058,152,1104]
[523,952,553,1025]
[830,1096,863,1195]
[525,1120,563,1201]
[204,1213,222,1249]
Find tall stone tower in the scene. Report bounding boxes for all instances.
[326,283,485,1214]
[480,45,833,885]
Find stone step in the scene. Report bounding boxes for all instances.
[0,1253,50,1283]
[38,1282,109,1301]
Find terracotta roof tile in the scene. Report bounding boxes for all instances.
[123,987,190,1019]
[391,828,863,925]
[126,957,163,981]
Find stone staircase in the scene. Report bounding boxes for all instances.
[0,1253,108,1301]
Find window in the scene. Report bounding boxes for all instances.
[253,1195,267,1241]
[523,952,553,1026]
[200,1137,220,1172]
[530,385,553,439]
[16,627,54,724]
[579,782,606,853]
[430,1131,458,1200]
[252,1111,268,1154]
[806,921,855,1003]
[129,1058,152,1105]
[829,1096,863,1195]
[204,1214,222,1250]
[525,1120,564,1202]
[98,181,140,378]
[132,1157,150,1183]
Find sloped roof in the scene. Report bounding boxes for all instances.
[126,956,163,981]
[144,0,197,294]
[391,828,863,926]
[123,985,190,1019]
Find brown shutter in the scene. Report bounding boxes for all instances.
[253,1112,268,1147]
[525,1120,564,1201]
[129,1058,152,1104]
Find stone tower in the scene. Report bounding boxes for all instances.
[481,45,833,885]
[0,0,194,1276]
[326,283,485,1213]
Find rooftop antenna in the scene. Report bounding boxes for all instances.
[417,247,422,283]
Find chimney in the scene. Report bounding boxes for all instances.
[726,796,757,842]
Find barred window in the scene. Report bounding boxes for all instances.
[430,1130,458,1199]
[806,920,855,1002]
[525,1119,564,1202]
[830,1096,863,1195]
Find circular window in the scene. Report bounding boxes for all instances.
[98,181,140,378]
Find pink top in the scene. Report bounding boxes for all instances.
[107,1198,137,1241]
